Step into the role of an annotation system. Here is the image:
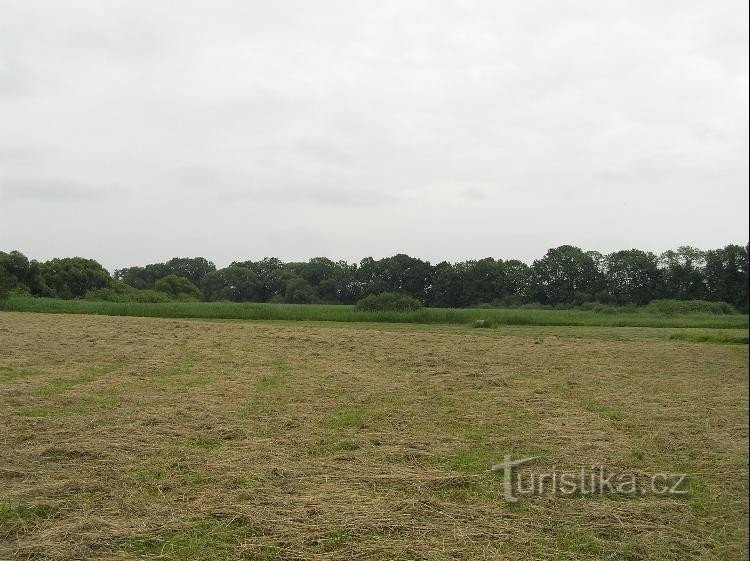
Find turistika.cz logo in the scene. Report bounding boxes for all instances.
[490,456,689,503]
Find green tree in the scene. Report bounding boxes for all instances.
[460,258,506,305]
[232,258,287,301]
[289,257,357,303]
[114,263,168,289]
[115,257,215,289]
[659,246,706,300]
[154,275,202,300]
[429,261,464,308]
[355,254,432,304]
[604,250,663,305]
[703,244,749,311]
[163,257,216,287]
[0,265,14,300]
[0,251,27,298]
[201,266,262,302]
[283,277,320,304]
[39,257,111,298]
[501,259,532,304]
[530,246,601,304]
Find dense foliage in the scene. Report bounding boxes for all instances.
[355,292,423,312]
[1,244,748,311]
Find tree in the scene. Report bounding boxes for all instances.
[501,259,532,304]
[115,257,215,289]
[0,251,28,298]
[0,264,14,300]
[284,277,319,304]
[429,261,464,308]
[201,266,262,302]
[460,258,506,306]
[154,275,202,300]
[163,257,216,287]
[530,246,601,304]
[604,250,663,305]
[232,258,287,301]
[114,263,169,289]
[355,254,432,304]
[290,257,357,303]
[39,257,111,298]
[355,257,389,297]
[659,246,706,300]
[4,243,749,309]
[704,244,749,311]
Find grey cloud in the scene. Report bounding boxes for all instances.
[0,0,746,268]
[170,164,399,206]
[460,187,487,201]
[1,179,115,202]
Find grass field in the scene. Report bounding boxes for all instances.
[0,312,748,560]
[2,297,748,330]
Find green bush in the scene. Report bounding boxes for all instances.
[129,290,173,303]
[85,282,171,303]
[154,275,201,301]
[355,292,423,312]
[645,299,736,316]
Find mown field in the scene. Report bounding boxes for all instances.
[0,312,748,560]
[2,297,748,330]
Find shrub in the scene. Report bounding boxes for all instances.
[495,294,525,308]
[129,290,173,303]
[154,274,201,301]
[645,299,737,316]
[595,290,617,304]
[355,292,423,312]
[578,302,620,314]
[85,282,171,303]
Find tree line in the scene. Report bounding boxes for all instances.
[1,244,747,311]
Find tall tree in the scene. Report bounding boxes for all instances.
[659,246,706,300]
[460,258,506,305]
[704,244,749,311]
[39,257,111,299]
[501,259,532,304]
[232,258,287,301]
[604,250,663,305]
[530,245,601,304]
[201,266,262,302]
[430,261,464,308]
[163,257,216,287]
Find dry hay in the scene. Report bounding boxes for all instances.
[0,312,747,560]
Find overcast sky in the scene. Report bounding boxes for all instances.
[1,1,748,270]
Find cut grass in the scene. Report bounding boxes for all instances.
[0,365,38,382]
[35,361,122,397]
[120,516,265,561]
[0,312,747,560]
[0,502,60,539]
[2,296,748,328]
[668,331,749,344]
